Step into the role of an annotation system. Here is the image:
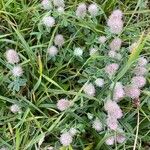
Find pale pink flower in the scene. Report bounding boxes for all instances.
[116,134,126,143]
[92,118,103,131]
[124,85,141,99]
[109,38,122,51]
[95,78,104,87]
[89,48,97,56]
[57,99,71,111]
[60,132,72,146]
[131,76,146,88]
[106,116,118,130]
[133,66,147,76]
[10,104,21,113]
[47,46,58,57]
[54,34,64,47]
[76,3,87,18]
[111,9,123,19]
[105,136,115,145]
[42,16,55,27]
[108,50,117,58]
[98,36,107,44]
[137,57,148,66]
[41,0,52,10]
[105,63,119,77]
[53,0,65,7]
[12,66,23,77]
[57,7,64,14]
[83,83,95,97]
[6,49,20,64]
[104,99,123,119]
[88,3,98,17]
[113,82,125,102]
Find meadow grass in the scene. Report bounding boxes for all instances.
[0,0,150,150]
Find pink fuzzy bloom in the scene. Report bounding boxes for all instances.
[105,63,119,77]
[83,83,95,97]
[76,3,87,18]
[53,0,65,8]
[124,85,141,99]
[137,57,148,66]
[6,49,20,64]
[95,78,104,87]
[116,134,126,143]
[131,76,146,88]
[57,99,71,111]
[47,46,58,57]
[109,38,122,51]
[88,3,98,17]
[113,82,125,102]
[60,132,72,146]
[98,36,107,44]
[108,50,117,58]
[54,34,64,47]
[133,66,147,76]
[111,9,123,19]
[41,0,52,10]
[106,116,118,130]
[12,66,23,77]
[42,16,55,27]
[104,100,123,119]
[129,42,138,53]
[105,136,115,145]
[92,118,103,131]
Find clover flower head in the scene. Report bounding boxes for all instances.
[6,49,20,64]
[54,34,64,47]
[83,83,95,97]
[133,66,147,76]
[98,36,107,44]
[88,3,98,17]
[74,47,83,56]
[60,132,73,146]
[12,65,23,77]
[42,16,55,27]
[106,116,118,130]
[108,50,117,58]
[69,128,77,137]
[76,3,87,18]
[105,136,115,145]
[109,38,122,51]
[124,85,141,99]
[92,118,103,131]
[10,104,21,113]
[113,82,125,102]
[47,46,58,57]
[105,63,119,77]
[57,99,71,111]
[137,57,148,66]
[89,48,97,56]
[41,0,52,10]
[131,76,146,88]
[95,78,104,87]
[57,7,64,14]
[104,99,123,119]
[53,0,65,7]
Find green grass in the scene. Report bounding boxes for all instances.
[0,0,150,150]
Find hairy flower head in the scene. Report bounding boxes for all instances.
[92,118,103,131]
[109,38,122,51]
[60,132,72,146]
[54,34,64,47]
[76,3,87,18]
[12,66,23,77]
[95,78,104,87]
[57,99,71,111]
[105,63,119,77]
[88,3,98,17]
[42,16,55,27]
[131,76,146,88]
[83,83,95,97]
[41,0,52,10]
[47,46,58,57]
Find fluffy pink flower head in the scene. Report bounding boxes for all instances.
[10,104,21,113]
[92,118,103,131]
[104,99,123,119]
[105,63,119,77]
[57,99,71,111]
[42,16,55,27]
[108,50,117,58]
[124,85,141,99]
[98,36,107,44]
[95,78,104,87]
[88,3,98,17]
[76,3,87,18]
[105,136,115,145]
[47,46,58,57]
[6,49,20,64]
[133,66,147,76]
[60,132,72,146]
[111,9,123,19]
[54,34,64,47]
[53,0,65,7]
[41,0,52,10]
[83,83,95,97]
[106,116,118,130]
[57,7,64,14]
[131,76,146,88]
[113,82,125,102]
[137,57,148,66]
[116,128,126,143]
[109,38,122,51]
[12,66,23,77]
